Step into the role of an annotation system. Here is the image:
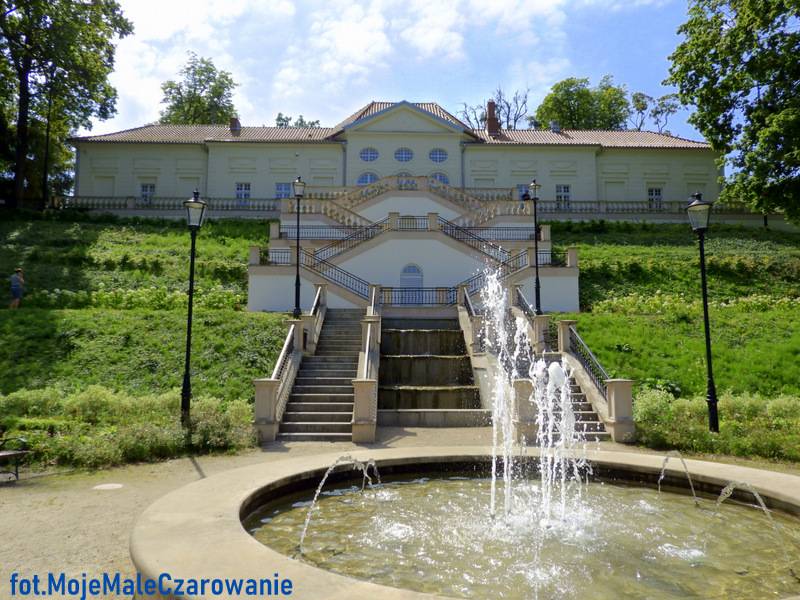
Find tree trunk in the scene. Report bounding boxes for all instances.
[12,54,33,209]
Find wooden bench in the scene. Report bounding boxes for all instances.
[0,437,29,482]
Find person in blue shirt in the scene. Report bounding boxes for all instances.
[9,268,24,309]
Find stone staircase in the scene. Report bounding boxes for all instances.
[564,371,610,442]
[378,318,483,425]
[278,309,364,441]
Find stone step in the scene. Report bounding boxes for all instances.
[290,393,355,402]
[283,411,352,423]
[292,385,353,394]
[312,351,361,357]
[315,345,363,351]
[574,421,606,433]
[303,356,360,363]
[285,402,354,412]
[294,377,354,386]
[280,421,352,434]
[298,370,358,378]
[316,337,363,343]
[276,432,352,442]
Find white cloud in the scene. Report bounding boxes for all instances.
[84,0,678,134]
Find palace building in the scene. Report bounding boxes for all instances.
[71,99,724,313]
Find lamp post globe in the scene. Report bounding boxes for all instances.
[181,190,207,432]
[528,178,543,314]
[293,176,306,319]
[686,191,719,433]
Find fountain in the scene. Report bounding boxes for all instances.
[130,267,800,600]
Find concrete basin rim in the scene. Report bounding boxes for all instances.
[130,447,800,600]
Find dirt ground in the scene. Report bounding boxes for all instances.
[1,428,799,599]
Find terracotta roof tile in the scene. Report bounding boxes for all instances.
[71,109,711,150]
[334,101,471,131]
[72,124,338,144]
[469,128,711,149]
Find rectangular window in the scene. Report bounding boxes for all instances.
[555,184,571,210]
[140,183,155,203]
[235,182,251,199]
[275,182,291,199]
[648,187,663,210]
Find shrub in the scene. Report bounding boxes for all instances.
[190,397,255,452]
[633,389,800,461]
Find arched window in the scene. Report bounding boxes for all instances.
[431,172,449,185]
[429,148,448,163]
[359,147,379,162]
[400,264,423,287]
[394,147,413,162]
[356,172,379,186]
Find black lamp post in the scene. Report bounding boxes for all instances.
[687,192,719,433]
[292,176,306,319]
[528,178,543,314]
[181,190,207,430]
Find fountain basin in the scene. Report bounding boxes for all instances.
[130,447,800,600]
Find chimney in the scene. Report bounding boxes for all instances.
[229,116,241,133]
[549,120,561,134]
[486,100,500,138]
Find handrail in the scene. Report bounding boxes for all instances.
[313,218,389,261]
[362,322,372,379]
[458,249,529,294]
[300,249,370,299]
[438,216,510,262]
[464,288,477,317]
[310,286,322,316]
[516,288,536,316]
[568,325,610,399]
[368,286,380,316]
[381,287,457,305]
[271,324,295,379]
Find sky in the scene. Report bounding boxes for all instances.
[86,0,701,140]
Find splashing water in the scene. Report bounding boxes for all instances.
[658,450,700,507]
[298,455,380,553]
[479,271,589,525]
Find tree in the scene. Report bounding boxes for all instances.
[459,88,530,130]
[0,0,133,208]
[275,112,320,128]
[160,52,237,125]
[668,0,800,219]
[532,76,630,129]
[650,93,679,134]
[629,92,653,130]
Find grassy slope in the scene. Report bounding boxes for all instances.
[1,212,285,402]
[550,221,800,397]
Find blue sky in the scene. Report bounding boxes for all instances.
[89,0,699,140]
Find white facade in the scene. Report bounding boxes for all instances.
[71,100,724,314]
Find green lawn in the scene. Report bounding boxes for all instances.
[1,214,799,466]
[0,212,285,468]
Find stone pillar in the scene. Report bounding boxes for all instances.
[248,245,261,266]
[605,379,635,442]
[526,246,536,268]
[557,320,577,353]
[368,284,381,315]
[269,221,280,241]
[288,318,304,351]
[513,379,537,443]
[389,212,399,230]
[540,224,551,242]
[457,284,467,305]
[470,315,484,354]
[427,212,440,230]
[288,241,298,265]
[532,314,550,355]
[253,378,279,442]
[567,247,579,268]
[300,314,316,355]
[351,379,377,443]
